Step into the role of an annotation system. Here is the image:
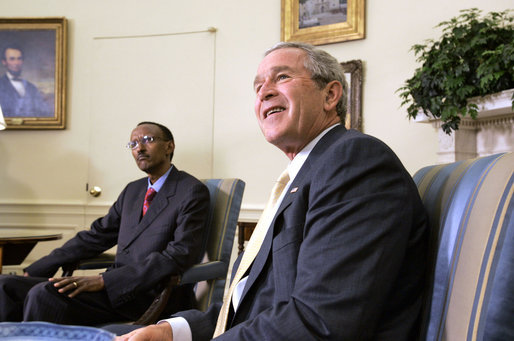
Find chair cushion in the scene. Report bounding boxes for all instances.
[0,321,115,340]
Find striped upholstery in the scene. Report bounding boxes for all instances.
[413,153,514,341]
[198,178,245,311]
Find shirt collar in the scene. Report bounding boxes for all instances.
[286,123,340,182]
[147,164,173,192]
[6,72,20,81]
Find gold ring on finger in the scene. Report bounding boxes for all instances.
[73,281,78,288]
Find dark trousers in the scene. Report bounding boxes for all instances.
[0,275,139,325]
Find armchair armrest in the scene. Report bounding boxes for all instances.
[77,253,116,270]
[135,260,229,325]
[180,261,228,285]
[61,253,116,277]
[61,254,229,325]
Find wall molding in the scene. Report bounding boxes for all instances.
[0,201,263,275]
[0,202,263,221]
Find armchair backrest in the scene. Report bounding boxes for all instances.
[413,152,513,340]
[198,178,245,311]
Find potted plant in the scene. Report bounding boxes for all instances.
[397,8,514,134]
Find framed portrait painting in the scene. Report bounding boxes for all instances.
[341,59,362,131]
[0,17,67,129]
[281,0,365,46]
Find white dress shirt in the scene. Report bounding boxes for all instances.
[7,72,26,97]
[147,164,173,191]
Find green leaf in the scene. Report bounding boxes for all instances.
[397,8,514,134]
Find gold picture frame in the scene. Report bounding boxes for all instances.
[281,0,365,46]
[0,17,67,129]
[341,59,362,131]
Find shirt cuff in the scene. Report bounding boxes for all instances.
[159,317,192,341]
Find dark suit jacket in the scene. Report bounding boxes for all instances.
[25,166,210,316]
[178,126,429,340]
[0,74,52,117]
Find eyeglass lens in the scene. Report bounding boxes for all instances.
[127,136,155,149]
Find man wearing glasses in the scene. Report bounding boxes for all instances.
[0,121,210,326]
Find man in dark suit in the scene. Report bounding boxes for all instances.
[0,121,210,326]
[0,45,53,117]
[114,43,429,340]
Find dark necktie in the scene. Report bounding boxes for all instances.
[142,187,157,216]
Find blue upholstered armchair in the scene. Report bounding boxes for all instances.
[413,152,513,341]
[62,178,245,325]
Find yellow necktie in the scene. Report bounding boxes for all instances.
[213,169,290,337]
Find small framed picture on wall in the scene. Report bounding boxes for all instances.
[281,0,365,46]
[0,17,67,129]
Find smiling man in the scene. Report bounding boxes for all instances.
[0,121,210,326]
[113,43,429,341]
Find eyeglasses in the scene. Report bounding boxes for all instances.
[126,135,166,149]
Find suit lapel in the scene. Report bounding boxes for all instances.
[122,167,178,249]
[238,161,311,303]
[1,75,21,98]
[126,179,147,231]
[236,125,347,307]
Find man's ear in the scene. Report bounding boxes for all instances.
[167,141,175,156]
[323,80,343,112]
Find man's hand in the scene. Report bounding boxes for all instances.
[115,323,173,341]
[49,275,105,298]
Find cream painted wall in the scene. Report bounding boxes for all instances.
[0,0,512,217]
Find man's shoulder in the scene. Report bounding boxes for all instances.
[308,127,403,175]
[123,169,205,191]
[126,176,148,186]
[22,79,43,95]
[159,167,208,198]
[171,167,206,186]
[122,176,148,193]
[0,74,11,88]
[317,127,390,156]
